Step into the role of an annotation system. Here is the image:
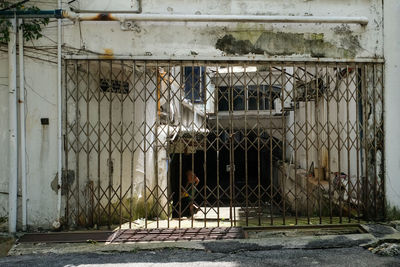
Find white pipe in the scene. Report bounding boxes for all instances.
[8,17,18,234]
[18,19,27,232]
[56,0,62,229]
[384,0,400,211]
[63,12,369,25]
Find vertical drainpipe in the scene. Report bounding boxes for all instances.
[56,0,63,228]
[8,17,18,234]
[384,0,400,213]
[18,19,27,231]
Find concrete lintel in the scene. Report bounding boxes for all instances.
[63,54,385,64]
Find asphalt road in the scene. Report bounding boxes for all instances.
[0,247,400,267]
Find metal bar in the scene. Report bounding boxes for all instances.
[362,65,369,219]
[129,61,136,229]
[232,66,237,227]
[216,64,221,227]
[155,62,160,229]
[107,60,112,229]
[269,64,274,225]
[315,64,322,224]
[143,61,148,229]
[203,64,208,228]
[244,63,249,226]
[75,60,81,227]
[256,66,262,226]
[229,64,235,226]
[372,64,378,220]
[326,65,333,223]
[191,62,195,228]
[380,63,386,219]
[355,65,361,222]
[281,64,287,225]
[304,63,310,224]
[167,62,171,228]
[346,65,351,222]
[97,60,102,229]
[335,63,342,223]
[86,61,91,226]
[63,55,385,64]
[119,60,125,228]
[178,61,183,228]
[293,64,298,225]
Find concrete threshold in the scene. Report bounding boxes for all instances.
[9,233,376,256]
[9,223,400,256]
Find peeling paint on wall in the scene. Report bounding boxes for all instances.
[50,170,75,195]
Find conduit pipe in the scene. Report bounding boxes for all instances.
[56,0,62,229]
[8,17,18,234]
[62,12,369,25]
[18,19,27,232]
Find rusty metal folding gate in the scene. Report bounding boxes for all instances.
[64,59,384,229]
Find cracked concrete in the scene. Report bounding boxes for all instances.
[6,232,377,256]
[1,246,400,266]
[1,224,400,266]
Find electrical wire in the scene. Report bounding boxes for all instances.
[0,0,30,11]
[24,78,56,106]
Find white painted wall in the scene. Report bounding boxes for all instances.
[0,0,387,229]
[384,0,400,212]
[63,0,383,58]
[285,69,359,177]
[74,0,140,12]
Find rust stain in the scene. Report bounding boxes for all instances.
[157,70,162,117]
[62,11,118,21]
[100,48,114,59]
[92,13,118,21]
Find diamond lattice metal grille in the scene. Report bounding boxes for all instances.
[64,60,385,229]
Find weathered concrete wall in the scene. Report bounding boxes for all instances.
[286,69,358,176]
[0,56,9,220]
[0,1,60,229]
[0,0,386,228]
[65,0,383,58]
[384,0,400,216]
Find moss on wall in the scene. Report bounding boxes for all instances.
[386,203,400,221]
[92,197,167,226]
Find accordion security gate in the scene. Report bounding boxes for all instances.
[64,59,384,229]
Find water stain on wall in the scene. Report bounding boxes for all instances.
[51,170,75,195]
[216,29,360,58]
[216,34,264,55]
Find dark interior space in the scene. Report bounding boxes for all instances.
[170,133,282,218]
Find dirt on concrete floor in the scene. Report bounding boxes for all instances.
[0,236,15,257]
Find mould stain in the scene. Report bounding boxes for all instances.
[333,25,361,55]
[216,30,360,58]
[216,34,263,55]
